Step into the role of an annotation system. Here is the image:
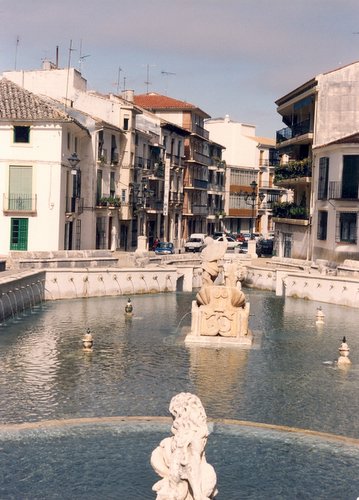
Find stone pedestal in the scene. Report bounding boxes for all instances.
[248,239,257,258]
[137,235,148,252]
[185,285,252,346]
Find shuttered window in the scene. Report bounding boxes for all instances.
[9,166,33,210]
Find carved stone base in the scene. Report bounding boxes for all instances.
[185,285,253,347]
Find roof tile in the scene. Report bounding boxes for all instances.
[0,78,70,121]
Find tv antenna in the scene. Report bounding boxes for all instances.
[161,70,176,95]
[144,64,156,94]
[14,35,20,70]
[116,66,122,94]
[78,40,90,73]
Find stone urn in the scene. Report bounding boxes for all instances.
[82,328,94,350]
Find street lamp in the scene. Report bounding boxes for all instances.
[68,152,81,175]
[240,180,265,239]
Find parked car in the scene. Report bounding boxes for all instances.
[235,233,245,242]
[256,238,274,257]
[154,242,175,255]
[239,241,248,253]
[213,235,241,250]
[184,233,207,252]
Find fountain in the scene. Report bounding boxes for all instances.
[0,290,358,497]
[186,236,252,346]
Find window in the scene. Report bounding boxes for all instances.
[67,132,71,150]
[14,126,30,143]
[10,218,28,250]
[177,140,182,157]
[336,212,357,243]
[121,189,126,203]
[230,169,256,186]
[123,116,129,130]
[110,172,115,197]
[318,157,329,200]
[342,155,359,199]
[96,170,103,204]
[8,165,33,210]
[317,211,328,240]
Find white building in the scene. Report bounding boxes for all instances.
[275,60,359,263]
[4,64,140,251]
[205,115,282,236]
[0,78,94,253]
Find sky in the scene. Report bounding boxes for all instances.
[1,0,359,137]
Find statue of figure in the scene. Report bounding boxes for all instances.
[151,392,218,500]
[200,236,228,286]
[110,225,117,252]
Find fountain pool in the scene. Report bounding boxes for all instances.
[0,289,358,498]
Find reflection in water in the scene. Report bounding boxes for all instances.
[188,346,249,416]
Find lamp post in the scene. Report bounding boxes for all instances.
[240,180,265,239]
[68,152,81,175]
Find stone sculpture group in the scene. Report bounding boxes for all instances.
[151,392,218,499]
[186,235,252,345]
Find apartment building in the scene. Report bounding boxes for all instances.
[134,110,189,249]
[4,64,140,251]
[275,60,359,263]
[134,93,225,239]
[205,115,282,237]
[0,78,93,252]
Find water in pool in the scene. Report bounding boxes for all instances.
[0,289,358,498]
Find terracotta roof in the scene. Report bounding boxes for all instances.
[0,77,71,121]
[254,136,276,146]
[134,92,210,118]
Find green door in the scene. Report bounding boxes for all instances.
[10,218,28,250]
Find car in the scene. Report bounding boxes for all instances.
[154,242,175,255]
[256,238,274,257]
[213,235,241,250]
[184,233,207,252]
[239,241,248,253]
[235,233,245,242]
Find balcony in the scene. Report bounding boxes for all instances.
[169,192,184,205]
[191,123,209,140]
[3,194,37,214]
[274,159,312,185]
[192,150,211,166]
[185,178,208,190]
[142,199,163,212]
[97,148,108,164]
[276,119,312,144]
[329,182,359,200]
[272,202,309,224]
[65,197,84,215]
[192,204,208,216]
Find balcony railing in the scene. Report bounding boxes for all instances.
[3,193,37,212]
[192,204,208,216]
[276,119,312,143]
[65,197,84,214]
[192,150,211,166]
[192,123,209,140]
[274,159,312,182]
[140,199,163,211]
[329,182,359,199]
[169,192,184,204]
[259,159,280,167]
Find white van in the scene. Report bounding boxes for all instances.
[184,233,207,252]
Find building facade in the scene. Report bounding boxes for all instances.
[0,78,96,253]
[205,115,282,237]
[134,93,225,240]
[275,60,359,263]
